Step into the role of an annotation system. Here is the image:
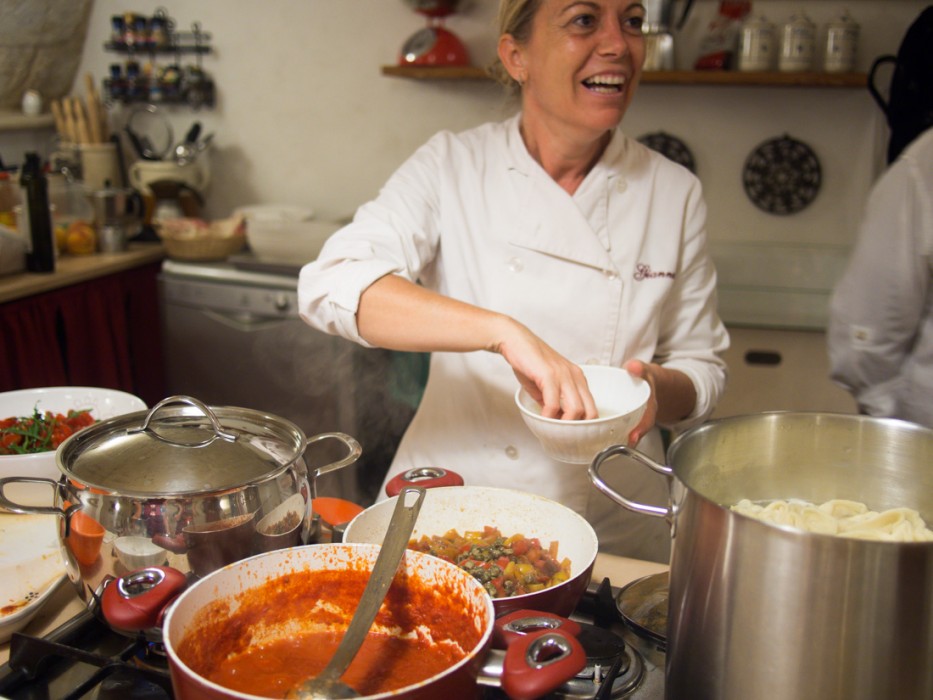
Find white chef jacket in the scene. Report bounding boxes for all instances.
[828,127,933,428]
[298,115,729,562]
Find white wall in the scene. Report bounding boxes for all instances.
[24,1,932,249]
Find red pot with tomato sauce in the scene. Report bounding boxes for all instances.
[343,485,599,617]
[163,543,583,700]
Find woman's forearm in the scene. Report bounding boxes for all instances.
[357,274,598,420]
[652,366,697,424]
[356,274,508,353]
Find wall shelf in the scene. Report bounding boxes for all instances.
[381,65,868,88]
[0,109,55,133]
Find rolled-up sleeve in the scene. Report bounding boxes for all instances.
[297,136,446,347]
[298,245,400,347]
[654,177,730,430]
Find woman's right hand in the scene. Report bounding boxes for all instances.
[493,317,598,421]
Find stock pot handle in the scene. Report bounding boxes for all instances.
[305,432,362,478]
[0,477,65,517]
[588,444,673,519]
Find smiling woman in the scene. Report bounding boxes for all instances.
[494,0,648,177]
[297,0,729,563]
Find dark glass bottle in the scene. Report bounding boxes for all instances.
[20,152,55,273]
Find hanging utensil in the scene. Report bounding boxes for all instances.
[287,486,425,700]
[172,121,202,166]
[126,104,174,161]
[195,132,214,154]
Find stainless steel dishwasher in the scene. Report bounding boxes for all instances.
[158,258,424,505]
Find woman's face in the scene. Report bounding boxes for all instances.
[502,0,647,140]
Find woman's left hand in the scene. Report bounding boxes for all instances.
[624,359,658,446]
[623,359,698,445]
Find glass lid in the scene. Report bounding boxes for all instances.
[57,396,306,496]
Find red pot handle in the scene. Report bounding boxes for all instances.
[384,467,464,497]
[101,566,188,633]
[492,609,582,649]
[500,628,586,700]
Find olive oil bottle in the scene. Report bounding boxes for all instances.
[20,151,55,273]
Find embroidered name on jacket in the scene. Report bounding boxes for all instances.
[634,263,676,280]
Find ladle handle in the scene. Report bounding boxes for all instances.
[318,486,425,683]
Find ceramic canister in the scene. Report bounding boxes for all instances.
[822,11,859,73]
[738,14,777,72]
[779,12,816,72]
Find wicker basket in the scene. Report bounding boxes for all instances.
[160,234,245,261]
[157,217,246,262]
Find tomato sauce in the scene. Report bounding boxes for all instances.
[205,628,462,697]
[176,565,484,698]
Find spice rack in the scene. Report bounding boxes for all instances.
[102,9,215,108]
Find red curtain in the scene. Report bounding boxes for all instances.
[0,262,166,406]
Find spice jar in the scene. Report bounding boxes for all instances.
[779,11,816,72]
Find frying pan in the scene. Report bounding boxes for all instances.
[343,484,598,617]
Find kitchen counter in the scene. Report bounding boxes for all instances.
[0,552,668,665]
[0,243,164,304]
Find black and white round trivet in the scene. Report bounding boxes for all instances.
[638,131,697,173]
[742,134,821,215]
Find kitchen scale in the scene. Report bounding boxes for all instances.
[399,0,470,67]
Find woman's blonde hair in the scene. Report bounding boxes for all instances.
[487,0,541,90]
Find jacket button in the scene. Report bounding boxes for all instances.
[615,179,628,193]
[505,445,519,460]
[507,257,524,272]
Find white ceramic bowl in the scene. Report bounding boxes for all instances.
[515,365,650,464]
[114,536,168,570]
[234,204,314,223]
[244,218,341,264]
[0,386,147,507]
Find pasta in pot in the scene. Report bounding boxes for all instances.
[731,498,933,542]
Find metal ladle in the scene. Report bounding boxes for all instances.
[287,486,425,700]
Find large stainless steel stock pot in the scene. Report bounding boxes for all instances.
[0,395,361,619]
[589,412,933,700]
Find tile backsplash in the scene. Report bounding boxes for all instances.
[710,241,850,329]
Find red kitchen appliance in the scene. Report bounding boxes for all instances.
[399,0,470,67]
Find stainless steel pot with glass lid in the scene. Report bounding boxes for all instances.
[0,395,361,617]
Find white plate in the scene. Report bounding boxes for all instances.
[0,386,147,507]
[0,513,67,643]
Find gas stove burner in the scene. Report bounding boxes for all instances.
[578,624,628,667]
[484,621,646,699]
[98,669,171,700]
[131,639,171,672]
[559,623,644,699]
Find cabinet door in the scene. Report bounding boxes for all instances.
[713,327,857,418]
